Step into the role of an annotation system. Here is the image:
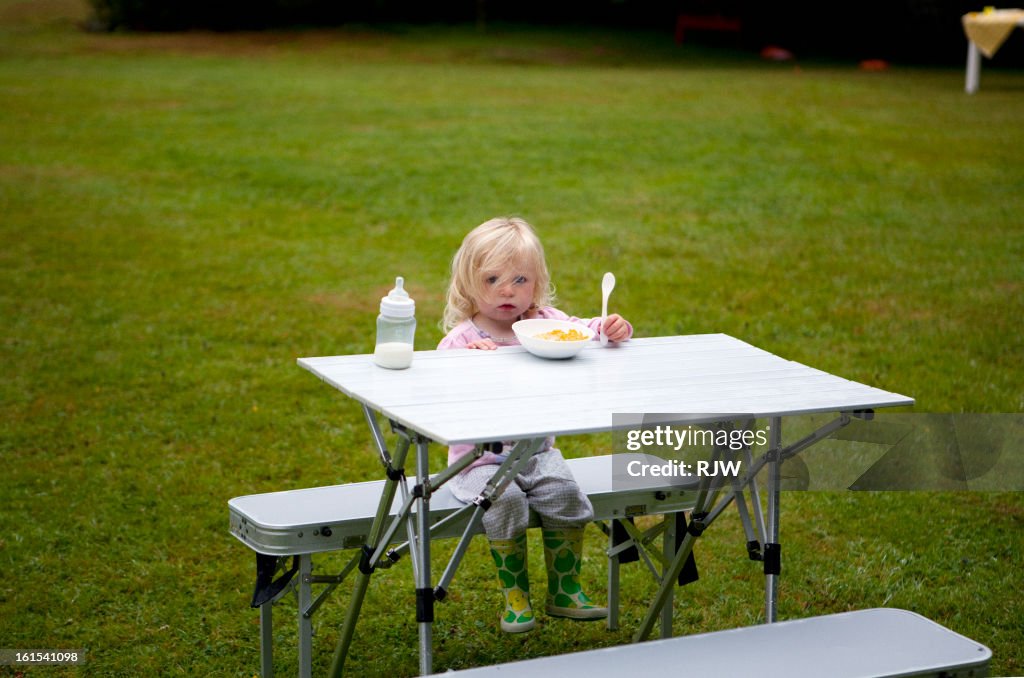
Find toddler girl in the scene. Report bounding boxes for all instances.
[438,216,632,633]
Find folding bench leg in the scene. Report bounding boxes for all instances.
[298,555,313,678]
[251,553,301,678]
[607,512,696,639]
[605,517,644,632]
[260,601,273,678]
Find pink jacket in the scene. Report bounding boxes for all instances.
[437,306,633,470]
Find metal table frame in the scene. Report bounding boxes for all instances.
[280,335,912,675]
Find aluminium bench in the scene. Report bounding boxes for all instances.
[444,607,992,677]
[229,453,711,677]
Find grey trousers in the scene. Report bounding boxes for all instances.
[450,448,594,540]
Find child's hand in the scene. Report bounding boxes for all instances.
[602,313,631,343]
[466,338,499,350]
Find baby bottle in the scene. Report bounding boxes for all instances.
[373,276,416,369]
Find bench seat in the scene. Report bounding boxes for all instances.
[229,454,701,556]
[444,608,991,678]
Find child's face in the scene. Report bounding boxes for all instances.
[474,265,537,325]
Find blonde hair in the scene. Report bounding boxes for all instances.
[443,217,555,332]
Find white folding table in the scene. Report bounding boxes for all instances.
[283,333,912,676]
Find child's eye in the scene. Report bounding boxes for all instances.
[486,275,499,285]
[513,275,528,285]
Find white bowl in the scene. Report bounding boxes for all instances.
[512,318,595,359]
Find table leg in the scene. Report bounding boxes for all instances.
[329,416,412,678]
[432,439,542,603]
[966,40,980,94]
[730,423,765,561]
[259,599,274,678]
[745,446,768,545]
[413,436,434,675]
[634,430,732,642]
[764,417,782,623]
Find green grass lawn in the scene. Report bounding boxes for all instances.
[1,4,1022,676]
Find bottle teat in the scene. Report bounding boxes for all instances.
[380,276,415,317]
[389,277,409,298]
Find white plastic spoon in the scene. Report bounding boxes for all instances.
[600,271,616,346]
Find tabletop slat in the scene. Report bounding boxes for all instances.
[299,335,912,445]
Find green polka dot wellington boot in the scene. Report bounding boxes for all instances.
[489,534,535,633]
[542,527,608,620]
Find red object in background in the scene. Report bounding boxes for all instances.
[760,45,795,61]
[859,59,891,71]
